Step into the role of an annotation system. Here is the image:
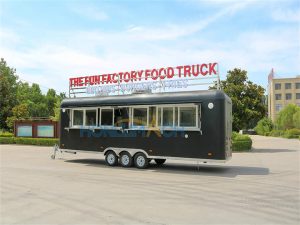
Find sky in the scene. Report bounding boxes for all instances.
[0,0,299,95]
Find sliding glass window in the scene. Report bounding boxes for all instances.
[162,107,174,127]
[149,107,157,127]
[73,110,84,126]
[179,107,197,127]
[85,109,97,126]
[133,108,148,127]
[101,109,114,126]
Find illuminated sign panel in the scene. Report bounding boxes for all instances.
[69,63,219,96]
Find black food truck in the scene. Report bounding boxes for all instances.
[57,90,232,169]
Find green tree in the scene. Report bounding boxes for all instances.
[16,82,51,118]
[1,59,66,129]
[51,99,61,121]
[254,117,273,135]
[276,104,300,130]
[51,92,66,121]
[6,103,29,130]
[46,89,57,117]
[293,110,300,129]
[211,68,266,131]
[30,83,44,103]
[27,101,49,118]
[0,58,18,130]
[16,82,31,104]
[59,92,67,99]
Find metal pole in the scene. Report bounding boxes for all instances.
[118,74,120,95]
[217,63,221,90]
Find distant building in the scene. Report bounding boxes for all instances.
[268,69,300,121]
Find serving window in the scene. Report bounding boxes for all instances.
[158,105,199,129]
[72,108,98,127]
[100,108,114,126]
[73,110,84,126]
[179,107,197,127]
[132,107,148,127]
[149,107,157,127]
[114,107,129,129]
[69,103,200,131]
[85,109,97,126]
[162,107,174,127]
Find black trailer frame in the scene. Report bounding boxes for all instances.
[55,90,232,168]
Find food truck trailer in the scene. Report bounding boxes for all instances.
[55,90,232,169]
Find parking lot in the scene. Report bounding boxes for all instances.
[0,135,299,224]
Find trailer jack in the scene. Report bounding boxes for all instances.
[51,145,77,160]
[51,144,63,159]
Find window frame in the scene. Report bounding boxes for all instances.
[84,108,98,127]
[67,103,200,131]
[71,109,85,128]
[275,94,282,100]
[275,104,282,112]
[113,107,130,129]
[71,108,98,128]
[17,125,33,137]
[100,107,114,128]
[37,125,55,138]
[285,93,292,100]
[178,105,199,129]
[157,104,199,130]
[148,106,157,128]
[131,106,149,128]
[159,106,176,129]
[285,83,292,89]
[275,83,281,90]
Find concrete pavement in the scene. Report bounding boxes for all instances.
[0,135,299,224]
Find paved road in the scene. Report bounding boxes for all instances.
[0,136,299,224]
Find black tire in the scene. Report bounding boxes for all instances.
[105,151,118,166]
[134,152,149,169]
[119,151,133,167]
[154,159,166,165]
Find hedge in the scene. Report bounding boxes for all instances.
[0,132,14,137]
[282,128,300,139]
[0,137,58,146]
[232,132,252,151]
[232,140,252,151]
[0,137,15,144]
[268,129,300,139]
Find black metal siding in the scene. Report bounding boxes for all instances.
[59,90,232,160]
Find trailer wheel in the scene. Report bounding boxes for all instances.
[105,151,118,166]
[154,159,166,165]
[119,151,133,167]
[134,153,149,169]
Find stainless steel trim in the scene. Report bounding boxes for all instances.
[59,148,230,163]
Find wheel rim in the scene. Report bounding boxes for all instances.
[136,155,145,167]
[121,155,130,165]
[107,154,115,164]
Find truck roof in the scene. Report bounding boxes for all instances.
[61,90,230,108]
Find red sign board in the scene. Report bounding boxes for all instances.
[69,63,218,87]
